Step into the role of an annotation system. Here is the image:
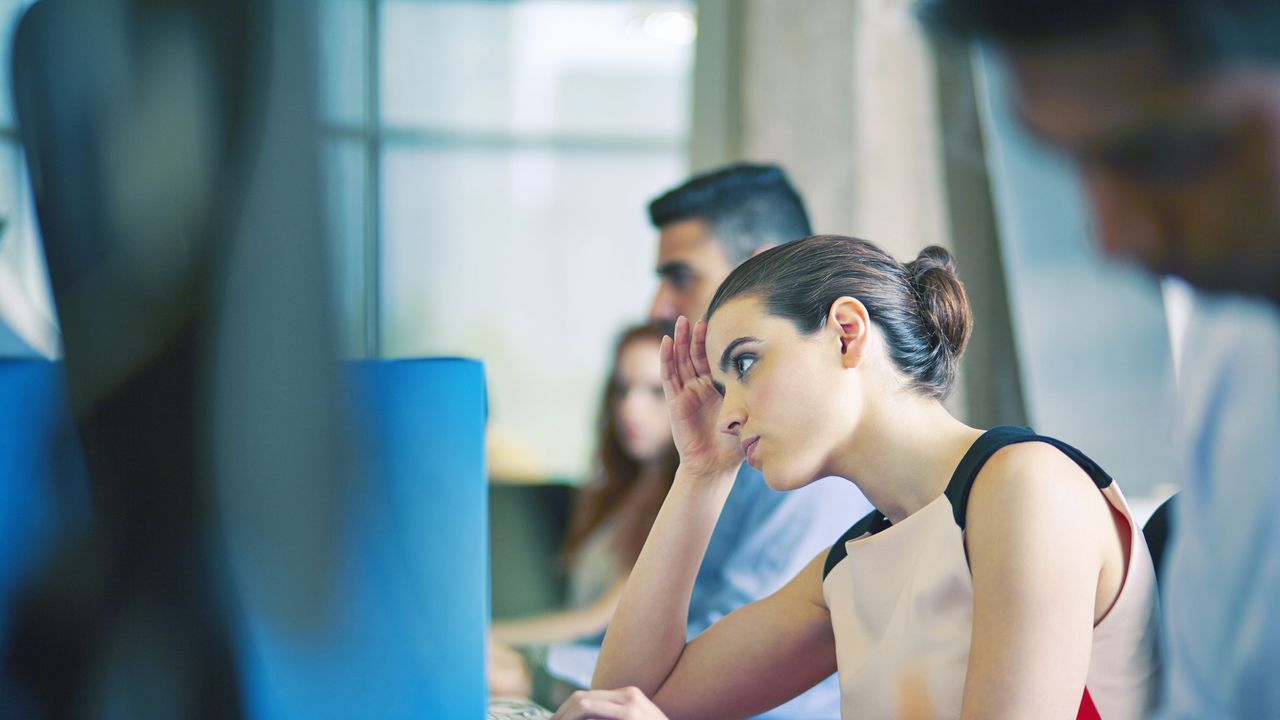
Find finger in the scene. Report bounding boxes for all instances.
[690,317,712,377]
[578,687,651,703]
[555,688,666,720]
[659,334,681,397]
[669,316,687,388]
[552,693,627,720]
[576,697,628,719]
[674,315,698,386]
[616,686,666,719]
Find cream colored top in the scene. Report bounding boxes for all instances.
[820,427,1160,719]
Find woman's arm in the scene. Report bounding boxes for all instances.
[648,550,839,719]
[590,316,838,718]
[491,575,629,647]
[591,463,737,693]
[565,551,838,720]
[593,316,745,692]
[959,442,1125,719]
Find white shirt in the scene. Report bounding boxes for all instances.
[1158,293,1280,718]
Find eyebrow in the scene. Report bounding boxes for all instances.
[718,336,760,374]
[656,260,693,278]
[1014,101,1167,162]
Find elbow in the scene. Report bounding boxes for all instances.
[590,644,681,698]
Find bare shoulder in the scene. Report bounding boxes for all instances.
[778,548,835,613]
[958,443,1123,716]
[965,441,1113,551]
[981,440,1089,483]
[972,442,1101,511]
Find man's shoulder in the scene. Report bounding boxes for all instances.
[1183,293,1280,394]
[1180,294,1280,474]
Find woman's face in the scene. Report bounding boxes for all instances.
[612,337,672,463]
[705,295,862,491]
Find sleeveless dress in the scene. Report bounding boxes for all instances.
[820,426,1160,719]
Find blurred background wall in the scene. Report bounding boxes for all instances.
[0,0,1178,495]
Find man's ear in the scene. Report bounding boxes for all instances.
[828,296,870,369]
[750,243,777,257]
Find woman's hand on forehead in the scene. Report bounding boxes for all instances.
[660,315,744,478]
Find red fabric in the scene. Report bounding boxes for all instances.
[1077,687,1101,720]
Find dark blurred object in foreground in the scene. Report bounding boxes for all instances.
[4,0,349,716]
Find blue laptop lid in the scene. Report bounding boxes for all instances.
[0,358,489,718]
[0,360,85,649]
[240,358,489,719]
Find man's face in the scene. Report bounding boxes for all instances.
[648,218,736,323]
[1006,28,1280,302]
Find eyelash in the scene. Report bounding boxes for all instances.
[732,353,756,379]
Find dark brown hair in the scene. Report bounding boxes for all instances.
[648,163,812,264]
[562,323,680,569]
[706,235,972,399]
[920,0,1280,68]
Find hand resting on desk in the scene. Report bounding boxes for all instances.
[551,687,669,720]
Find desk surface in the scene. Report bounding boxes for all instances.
[488,697,553,719]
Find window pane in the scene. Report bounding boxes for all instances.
[380,145,685,478]
[380,0,693,140]
[0,0,34,129]
[322,138,367,357]
[318,0,367,127]
[0,140,56,356]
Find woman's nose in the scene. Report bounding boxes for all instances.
[718,393,745,435]
[619,390,642,421]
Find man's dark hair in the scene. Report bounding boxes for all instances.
[921,0,1280,67]
[648,163,812,264]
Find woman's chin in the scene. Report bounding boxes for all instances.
[760,465,813,492]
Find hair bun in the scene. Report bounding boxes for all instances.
[905,245,972,361]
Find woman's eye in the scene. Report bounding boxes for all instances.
[733,354,756,378]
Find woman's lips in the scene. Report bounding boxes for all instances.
[742,436,760,466]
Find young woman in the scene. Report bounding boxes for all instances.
[553,236,1159,719]
[490,322,680,699]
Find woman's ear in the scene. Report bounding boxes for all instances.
[828,296,870,369]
